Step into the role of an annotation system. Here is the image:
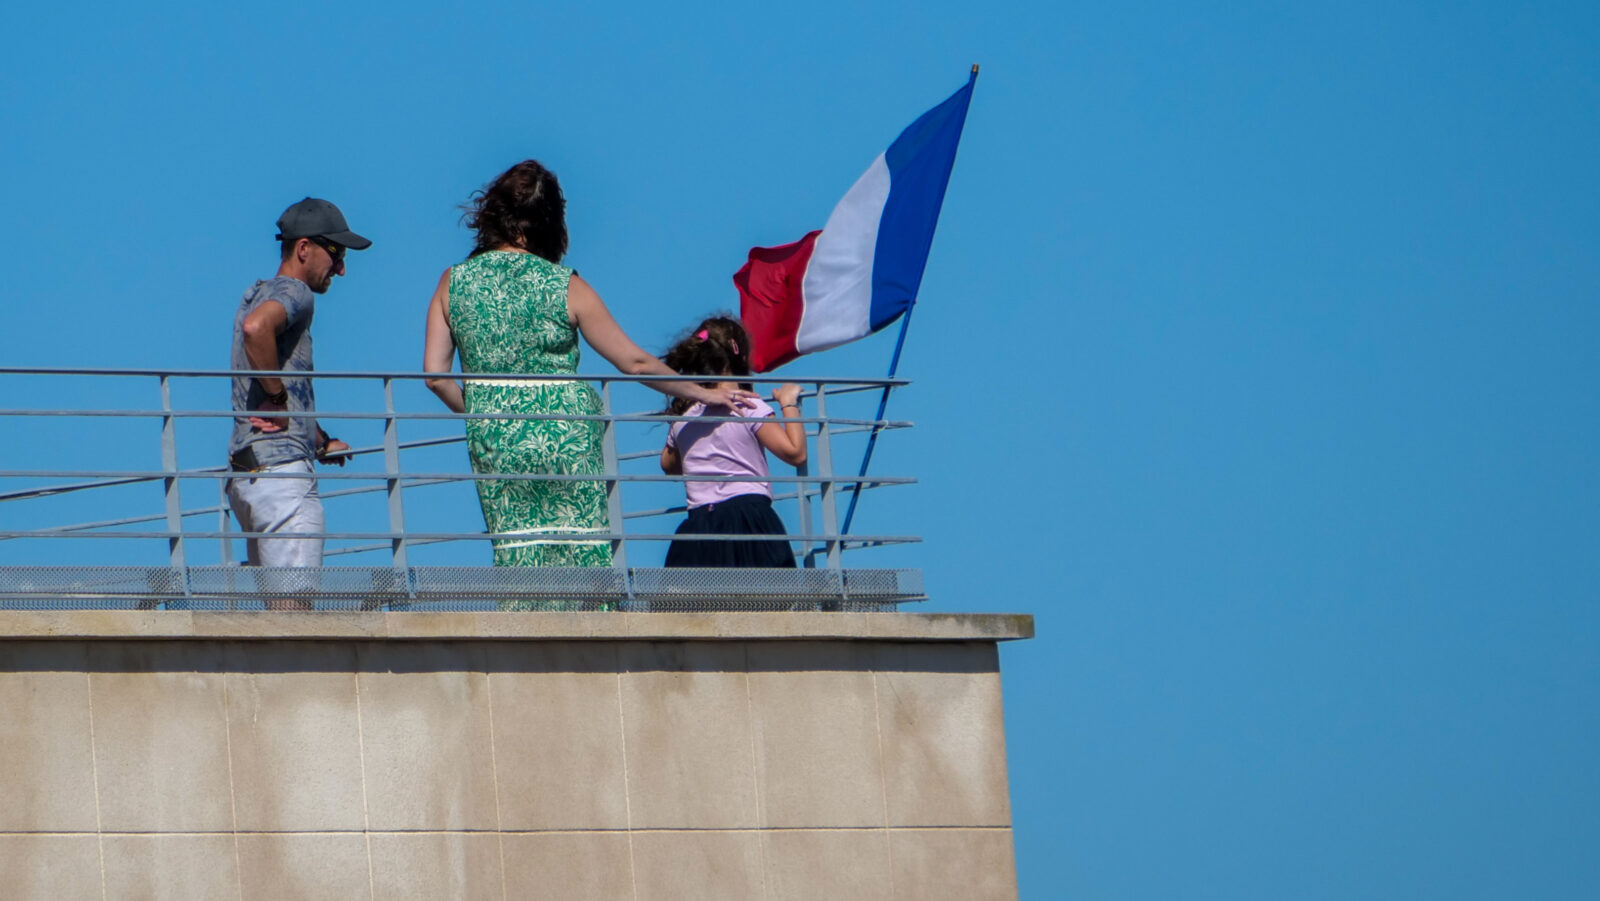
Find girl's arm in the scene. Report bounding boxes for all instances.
[660,444,683,475]
[755,383,807,466]
[423,269,466,413]
[566,274,756,408]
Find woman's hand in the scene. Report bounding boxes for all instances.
[699,384,759,408]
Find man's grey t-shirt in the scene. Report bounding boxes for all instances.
[228,276,318,466]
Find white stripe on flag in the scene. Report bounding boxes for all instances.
[796,153,891,354]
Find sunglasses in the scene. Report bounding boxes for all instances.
[311,237,346,265]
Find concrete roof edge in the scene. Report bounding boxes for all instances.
[0,611,1035,642]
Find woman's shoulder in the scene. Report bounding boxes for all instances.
[445,256,477,286]
[454,251,572,275]
[503,251,573,278]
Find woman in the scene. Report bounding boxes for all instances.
[424,160,752,572]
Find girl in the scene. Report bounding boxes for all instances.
[659,317,807,567]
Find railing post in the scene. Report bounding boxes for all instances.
[793,459,816,569]
[218,478,233,566]
[218,472,236,611]
[813,384,841,570]
[599,381,629,579]
[794,383,816,568]
[382,378,409,578]
[159,376,187,589]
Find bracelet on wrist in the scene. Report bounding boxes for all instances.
[264,388,288,406]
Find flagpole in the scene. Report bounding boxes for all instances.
[837,307,913,538]
[838,64,978,540]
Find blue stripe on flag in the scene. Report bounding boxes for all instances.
[868,76,975,332]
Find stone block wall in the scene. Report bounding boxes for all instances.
[0,612,1030,900]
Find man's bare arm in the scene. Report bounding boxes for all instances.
[241,300,289,393]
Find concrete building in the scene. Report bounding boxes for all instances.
[0,610,1031,900]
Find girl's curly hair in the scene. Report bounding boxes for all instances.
[661,316,753,415]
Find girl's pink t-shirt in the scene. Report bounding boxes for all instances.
[667,397,775,508]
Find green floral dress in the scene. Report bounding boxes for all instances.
[447,251,613,573]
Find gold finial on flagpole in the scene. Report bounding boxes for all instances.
[972,63,980,75]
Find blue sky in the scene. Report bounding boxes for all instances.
[3,1,1598,897]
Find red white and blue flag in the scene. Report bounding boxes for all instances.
[735,69,977,372]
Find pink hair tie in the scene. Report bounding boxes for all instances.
[695,329,709,341]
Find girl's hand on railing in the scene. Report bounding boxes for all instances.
[772,383,802,410]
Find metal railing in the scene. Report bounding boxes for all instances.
[0,367,922,610]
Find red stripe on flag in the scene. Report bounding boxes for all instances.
[734,230,820,373]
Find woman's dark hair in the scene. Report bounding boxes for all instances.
[462,160,569,262]
[661,316,753,415]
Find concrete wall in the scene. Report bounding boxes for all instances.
[0,612,1031,901]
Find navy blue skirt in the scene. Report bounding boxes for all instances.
[665,493,796,568]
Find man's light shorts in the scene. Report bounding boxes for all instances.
[227,458,324,567]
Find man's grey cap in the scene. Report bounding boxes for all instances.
[275,197,372,250]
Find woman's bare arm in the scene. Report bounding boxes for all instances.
[423,269,466,413]
[567,274,755,408]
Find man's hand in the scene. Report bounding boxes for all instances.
[317,439,351,467]
[248,397,288,433]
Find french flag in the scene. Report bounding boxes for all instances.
[736,69,977,372]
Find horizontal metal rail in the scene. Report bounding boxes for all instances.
[0,469,910,483]
[0,410,909,429]
[0,366,909,386]
[1,428,905,505]
[0,530,920,544]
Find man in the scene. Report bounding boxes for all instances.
[227,198,370,604]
